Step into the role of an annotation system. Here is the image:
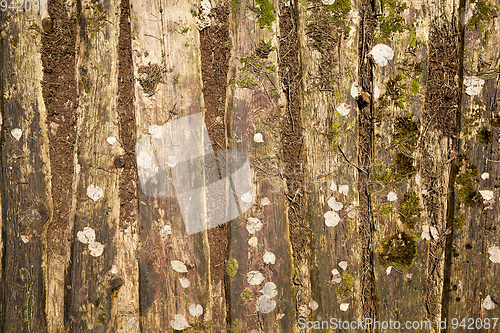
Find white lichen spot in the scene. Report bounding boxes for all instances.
[415,174,421,185]
[482,295,497,310]
[373,84,380,99]
[336,103,350,116]
[11,128,22,141]
[422,190,428,195]
[349,10,360,25]
[327,197,343,211]
[330,181,337,192]
[309,299,319,311]
[200,0,211,15]
[248,236,258,247]
[386,266,392,275]
[166,156,177,168]
[87,185,104,202]
[179,277,191,288]
[247,271,265,285]
[340,303,349,311]
[88,241,105,257]
[276,314,285,320]
[350,83,359,98]
[241,191,253,203]
[170,314,190,331]
[324,211,341,227]
[260,197,271,206]
[77,227,96,244]
[346,205,356,219]
[263,250,276,264]
[430,226,439,238]
[339,185,349,196]
[246,217,263,234]
[161,225,172,239]
[20,235,29,243]
[148,125,163,139]
[171,260,188,273]
[488,245,500,263]
[481,172,490,180]
[369,44,394,67]
[75,164,81,174]
[422,225,431,241]
[338,261,348,271]
[256,295,277,313]
[464,76,485,96]
[260,282,278,298]
[254,132,264,143]
[298,304,310,317]
[188,304,204,317]
[321,0,335,5]
[406,273,413,280]
[479,190,494,201]
[111,265,118,274]
[106,136,116,145]
[127,317,137,328]
[465,8,473,23]
[331,268,342,283]
[387,192,397,202]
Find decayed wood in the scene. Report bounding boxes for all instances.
[129,0,212,330]
[446,0,500,323]
[297,0,361,327]
[371,0,429,324]
[0,9,50,332]
[225,0,296,331]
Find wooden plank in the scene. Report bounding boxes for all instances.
[0,8,51,332]
[445,0,500,326]
[296,0,361,327]
[65,0,139,330]
[370,0,429,324]
[225,0,296,331]
[129,0,212,330]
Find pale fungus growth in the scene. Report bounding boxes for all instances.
[88,241,105,257]
[421,225,431,241]
[246,217,263,234]
[373,85,380,99]
[188,304,204,317]
[260,282,278,298]
[276,313,285,320]
[346,205,356,219]
[161,225,172,239]
[338,261,348,271]
[179,277,191,288]
[254,132,264,143]
[464,76,485,96]
[338,185,349,195]
[87,185,104,202]
[368,44,394,67]
[241,191,254,203]
[263,250,276,264]
[248,236,258,247]
[327,197,343,211]
[482,295,497,310]
[321,0,335,4]
[111,265,118,274]
[106,136,117,145]
[247,271,265,285]
[422,190,428,195]
[488,245,500,263]
[166,156,177,168]
[336,103,350,116]
[200,0,211,15]
[148,125,163,138]
[170,314,190,331]
[324,211,341,227]
[171,260,188,273]
[77,227,96,244]
[481,172,490,180]
[75,164,81,174]
[298,305,310,317]
[11,128,22,140]
[256,295,277,313]
[350,83,359,98]
[260,197,271,206]
[430,226,439,239]
[20,235,29,243]
[479,190,494,201]
[309,300,319,311]
[386,266,392,275]
[340,303,350,311]
[330,181,337,192]
[387,192,398,202]
[331,269,342,283]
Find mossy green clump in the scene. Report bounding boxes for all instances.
[409,78,420,95]
[235,72,261,89]
[325,0,352,35]
[371,161,393,185]
[393,153,416,181]
[378,74,407,109]
[337,272,354,298]
[330,121,341,150]
[254,0,275,30]
[398,192,421,229]
[451,215,466,230]
[379,203,395,217]
[255,38,275,59]
[377,0,409,39]
[378,231,417,270]
[477,125,493,144]
[468,0,499,32]
[453,155,482,208]
[226,258,239,278]
[392,114,419,152]
[240,289,254,301]
[230,319,244,333]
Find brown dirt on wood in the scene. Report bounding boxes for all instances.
[200,5,231,331]
[41,0,78,254]
[117,0,138,230]
[358,0,378,321]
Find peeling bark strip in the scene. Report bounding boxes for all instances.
[358,0,377,323]
[200,6,231,332]
[0,9,50,332]
[130,0,211,330]
[40,0,79,330]
[420,19,460,327]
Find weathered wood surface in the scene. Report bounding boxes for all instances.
[2,0,500,331]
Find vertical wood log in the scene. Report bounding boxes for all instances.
[225,0,296,331]
[445,0,500,323]
[0,8,50,332]
[129,0,212,330]
[296,0,361,327]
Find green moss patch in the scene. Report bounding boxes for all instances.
[398,192,421,229]
[468,0,499,32]
[392,114,419,152]
[254,0,275,30]
[337,272,354,298]
[453,155,482,208]
[255,38,275,59]
[379,203,395,217]
[240,289,254,301]
[376,0,409,40]
[226,258,239,278]
[378,232,417,270]
[393,153,416,181]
